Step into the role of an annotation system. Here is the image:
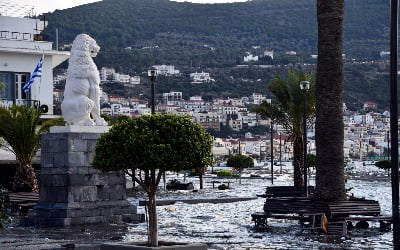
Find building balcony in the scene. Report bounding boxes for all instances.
[0,98,40,109]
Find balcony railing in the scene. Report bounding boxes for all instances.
[0,98,40,109]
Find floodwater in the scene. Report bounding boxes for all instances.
[0,162,395,249]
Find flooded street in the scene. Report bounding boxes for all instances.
[126,163,394,249]
[0,163,395,249]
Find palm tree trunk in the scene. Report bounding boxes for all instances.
[315,0,346,201]
[147,191,158,247]
[13,163,39,193]
[293,135,303,188]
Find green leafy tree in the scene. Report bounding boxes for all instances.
[315,0,346,201]
[307,153,316,169]
[375,160,391,173]
[226,154,254,183]
[253,70,315,187]
[92,114,213,247]
[0,106,63,192]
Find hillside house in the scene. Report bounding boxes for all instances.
[192,111,221,131]
[362,101,378,112]
[153,64,180,76]
[163,91,183,103]
[190,72,214,83]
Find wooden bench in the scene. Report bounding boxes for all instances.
[263,197,318,214]
[8,192,39,212]
[252,197,389,234]
[251,212,306,230]
[257,186,315,198]
[345,216,392,230]
[326,200,381,217]
[251,197,320,230]
[325,200,390,233]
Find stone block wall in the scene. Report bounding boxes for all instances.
[22,130,144,227]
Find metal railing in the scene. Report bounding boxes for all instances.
[0,98,40,109]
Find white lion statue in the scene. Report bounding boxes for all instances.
[61,34,107,126]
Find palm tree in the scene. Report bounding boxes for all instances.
[254,70,315,187]
[0,106,63,192]
[315,0,346,201]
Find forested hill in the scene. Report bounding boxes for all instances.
[43,0,390,71]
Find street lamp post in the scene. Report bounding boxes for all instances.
[270,122,274,184]
[390,0,399,248]
[300,80,309,197]
[279,133,282,174]
[148,67,157,114]
[387,131,390,160]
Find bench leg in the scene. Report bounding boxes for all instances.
[379,221,392,231]
[254,217,268,230]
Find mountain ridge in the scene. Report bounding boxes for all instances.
[43,0,392,110]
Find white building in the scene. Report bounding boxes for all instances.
[130,76,140,85]
[244,54,259,62]
[163,91,183,103]
[190,72,214,83]
[153,65,180,76]
[192,111,220,131]
[0,16,70,115]
[252,93,270,105]
[100,67,115,82]
[114,73,130,83]
[264,50,274,59]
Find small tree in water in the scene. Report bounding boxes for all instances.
[375,160,391,175]
[92,114,213,247]
[226,154,254,183]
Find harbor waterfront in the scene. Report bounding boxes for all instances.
[0,162,394,249]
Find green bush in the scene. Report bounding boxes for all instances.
[216,170,239,177]
[375,160,391,171]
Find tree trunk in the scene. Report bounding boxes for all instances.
[131,168,136,187]
[293,135,303,188]
[13,163,39,192]
[315,0,346,201]
[199,174,204,189]
[147,191,158,247]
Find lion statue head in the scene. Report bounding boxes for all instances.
[67,34,100,78]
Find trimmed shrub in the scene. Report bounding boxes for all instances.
[216,170,239,177]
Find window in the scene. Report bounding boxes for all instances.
[14,73,30,100]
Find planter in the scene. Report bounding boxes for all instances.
[100,241,207,250]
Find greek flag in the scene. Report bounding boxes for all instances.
[23,57,43,93]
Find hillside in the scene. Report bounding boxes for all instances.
[43,0,392,110]
[44,0,389,68]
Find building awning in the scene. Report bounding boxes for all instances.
[0,47,70,68]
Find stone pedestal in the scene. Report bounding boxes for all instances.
[22,126,144,227]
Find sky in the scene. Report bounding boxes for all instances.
[0,0,248,17]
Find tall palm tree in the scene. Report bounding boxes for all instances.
[0,106,63,192]
[254,70,315,187]
[315,0,346,201]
